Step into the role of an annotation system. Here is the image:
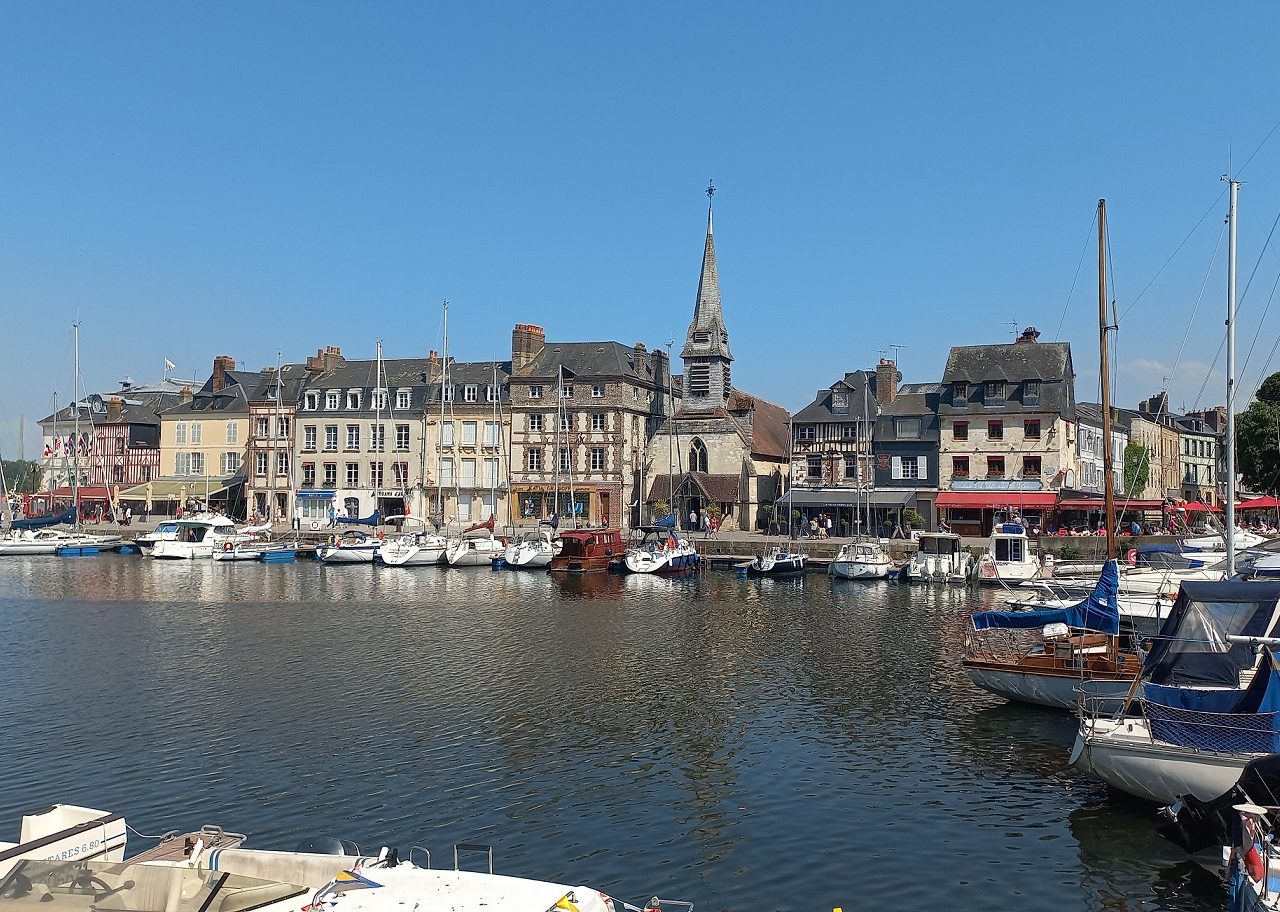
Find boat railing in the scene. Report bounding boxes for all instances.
[1077,678,1141,721]
[1139,699,1279,755]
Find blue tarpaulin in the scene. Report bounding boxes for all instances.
[10,507,76,530]
[971,559,1120,635]
[336,510,380,527]
[1144,649,1280,753]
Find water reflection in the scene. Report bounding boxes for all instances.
[0,556,1221,911]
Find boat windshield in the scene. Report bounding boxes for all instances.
[0,859,307,912]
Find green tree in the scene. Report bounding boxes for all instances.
[1237,373,1280,490]
[2,460,42,494]
[654,499,672,518]
[1122,444,1150,498]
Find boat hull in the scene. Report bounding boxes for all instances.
[963,662,1133,710]
[316,546,379,564]
[623,549,699,574]
[379,544,445,566]
[829,560,889,579]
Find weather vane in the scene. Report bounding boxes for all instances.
[706,180,716,200]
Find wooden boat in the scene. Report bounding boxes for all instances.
[549,529,624,573]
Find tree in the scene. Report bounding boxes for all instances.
[1237,380,1280,490]
[1122,444,1150,498]
[654,499,672,518]
[2,460,41,494]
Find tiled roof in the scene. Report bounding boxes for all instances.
[791,370,878,423]
[646,472,741,503]
[522,341,661,385]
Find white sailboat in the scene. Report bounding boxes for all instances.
[446,360,506,568]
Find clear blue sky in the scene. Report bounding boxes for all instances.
[3,2,1280,457]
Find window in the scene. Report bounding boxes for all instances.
[529,413,544,432]
[844,454,858,479]
[952,456,970,478]
[276,417,290,439]
[373,391,387,412]
[222,451,240,475]
[1024,419,1041,439]
[807,455,822,478]
[396,389,411,410]
[395,424,410,450]
[592,383,606,398]
[346,391,360,410]
[442,384,454,403]
[190,452,204,475]
[954,381,969,403]
[392,462,409,486]
[484,421,500,445]
[985,381,1005,400]
[987,455,1005,478]
[461,458,477,486]
[304,426,317,451]
[483,457,499,486]
[440,458,455,487]
[370,462,384,488]
[527,448,543,471]
[560,413,573,432]
[325,391,339,410]
[895,418,920,439]
[560,384,574,399]
[832,390,849,410]
[371,424,385,452]
[110,464,122,483]
[1024,380,1040,404]
[953,421,968,441]
[690,438,708,473]
[226,422,239,444]
[796,425,816,441]
[482,493,496,519]
[464,384,478,402]
[841,424,859,439]
[304,391,319,410]
[559,448,571,473]
[324,425,338,451]
[175,452,190,475]
[529,384,543,399]
[346,425,360,450]
[893,456,921,479]
[302,462,316,487]
[462,421,478,445]
[441,420,454,446]
[255,452,268,476]
[591,413,606,432]
[590,447,605,471]
[176,423,187,445]
[346,462,359,487]
[988,420,1003,440]
[114,435,125,455]
[276,452,289,476]
[487,384,499,402]
[1023,455,1042,479]
[324,463,337,487]
[255,417,270,438]
[189,423,202,444]
[456,498,472,521]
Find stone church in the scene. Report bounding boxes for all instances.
[645,191,790,531]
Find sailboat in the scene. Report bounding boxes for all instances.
[1069,179,1280,803]
[748,415,807,577]
[446,360,507,568]
[829,382,891,580]
[961,199,1137,709]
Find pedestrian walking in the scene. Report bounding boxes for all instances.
[328,505,336,528]
[292,504,302,531]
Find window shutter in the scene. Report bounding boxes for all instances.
[891,456,902,479]
[917,456,927,479]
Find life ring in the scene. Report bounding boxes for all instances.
[222,541,233,552]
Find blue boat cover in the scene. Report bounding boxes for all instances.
[10,507,76,530]
[1143,581,1280,687]
[653,513,677,529]
[971,559,1119,634]
[1144,649,1280,753]
[336,510,380,527]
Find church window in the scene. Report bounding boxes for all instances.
[687,363,710,397]
[694,332,710,344]
[689,438,708,473]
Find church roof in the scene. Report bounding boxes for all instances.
[681,197,733,362]
[646,472,741,504]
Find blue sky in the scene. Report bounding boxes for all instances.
[3,2,1280,456]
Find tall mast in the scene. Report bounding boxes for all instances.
[71,322,81,527]
[1226,178,1240,576]
[269,349,281,524]
[1098,199,1117,561]
[562,364,578,528]
[491,360,500,526]
[666,341,676,522]
[374,340,384,516]
[436,302,448,525]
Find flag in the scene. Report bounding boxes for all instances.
[332,870,381,890]
[164,357,175,372]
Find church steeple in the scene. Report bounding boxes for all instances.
[681,182,733,412]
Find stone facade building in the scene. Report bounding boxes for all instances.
[1073,402,1127,496]
[1176,413,1218,504]
[244,363,307,525]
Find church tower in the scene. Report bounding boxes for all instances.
[680,183,734,413]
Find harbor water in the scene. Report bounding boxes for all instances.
[0,557,1222,911]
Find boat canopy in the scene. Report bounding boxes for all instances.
[652,513,677,529]
[1143,581,1280,687]
[1142,648,1280,754]
[336,510,380,527]
[971,559,1120,634]
[10,507,76,530]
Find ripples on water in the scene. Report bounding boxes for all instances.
[0,556,1222,912]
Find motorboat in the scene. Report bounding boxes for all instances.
[550,529,626,573]
[0,804,127,877]
[133,521,180,555]
[828,540,890,580]
[623,524,699,574]
[1070,580,1280,804]
[503,525,560,569]
[963,559,1139,709]
[316,529,382,564]
[904,532,971,583]
[975,522,1041,585]
[149,514,240,560]
[378,517,447,567]
[746,544,806,577]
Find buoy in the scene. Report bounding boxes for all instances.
[222,542,233,552]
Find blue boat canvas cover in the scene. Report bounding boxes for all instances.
[1143,581,1280,687]
[1142,648,1280,754]
[971,559,1120,635]
[10,507,76,530]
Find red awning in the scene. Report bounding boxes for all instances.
[1238,495,1280,510]
[47,486,110,500]
[1058,497,1165,511]
[1178,501,1221,513]
[936,491,1058,509]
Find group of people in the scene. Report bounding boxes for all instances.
[686,509,720,538]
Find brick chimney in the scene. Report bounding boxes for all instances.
[180,386,193,404]
[211,355,237,392]
[304,345,345,378]
[106,397,124,423]
[875,359,900,406]
[1016,326,1041,344]
[511,324,546,375]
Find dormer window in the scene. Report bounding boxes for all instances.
[464,384,479,402]
[486,384,499,401]
[832,390,849,410]
[693,332,710,344]
[954,381,969,403]
[442,385,454,402]
[985,381,1005,401]
[396,389,411,410]
[1024,380,1040,405]
[346,391,360,410]
[325,391,340,410]
[304,391,319,411]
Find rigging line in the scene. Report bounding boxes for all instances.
[1166,221,1227,397]
[1054,209,1098,339]
[1237,205,1280,378]
[1119,189,1226,321]
[1237,116,1280,178]
[1242,270,1280,399]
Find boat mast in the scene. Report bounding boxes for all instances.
[374,339,384,519]
[437,301,448,527]
[1226,178,1240,576]
[71,322,81,528]
[491,360,500,527]
[666,340,676,526]
[269,349,281,524]
[1098,199,1117,561]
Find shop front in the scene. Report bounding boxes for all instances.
[512,484,618,528]
[936,490,1059,536]
[295,489,336,528]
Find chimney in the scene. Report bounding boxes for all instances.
[875,359,900,406]
[106,397,124,423]
[305,345,345,377]
[511,324,546,375]
[634,342,647,354]
[1015,326,1041,344]
[180,386,193,404]
[211,355,237,392]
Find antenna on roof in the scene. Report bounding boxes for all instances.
[1003,320,1019,339]
[888,343,906,359]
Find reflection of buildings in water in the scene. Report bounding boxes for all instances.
[549,571,626,600]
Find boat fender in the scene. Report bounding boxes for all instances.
[222,541,233,552]
[1126,548,1138,566]
[377,529,384,540]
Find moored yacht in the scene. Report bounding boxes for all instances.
[149,514,239,560]
[503,525,560,569]
[828,540,890,579]
[904,532,971,582]
[975,522,1040,584]
[316,529,382,564]
[624,523,699,574]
